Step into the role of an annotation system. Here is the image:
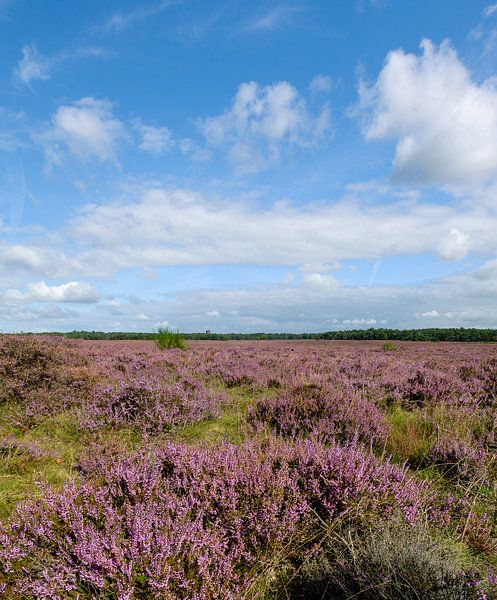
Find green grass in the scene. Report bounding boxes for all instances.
[155,327,187,350]
[0,413,81,519]
[0,409,147,520]
[172,387,256,445]
[384,404,432,466]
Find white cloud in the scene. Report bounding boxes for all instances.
[437,228,470,260]
[206,310,220,317]
[342,318,377,326]
[5,258,497,331]
[473,257,497,280]
[101,1,174,33]
[0,243,82,278]
[41,97,126,165]
[68,187,497,275]
[179,138,211,162]
[135,122,173,154]
[3,289,26,305]
[2,245,47,272]
[247,6,303,31]
[15,44,49,84]
[359,39,497,186]
[199,81,330,173]
[483,3,497,18]
[136,313,149,320]
[300,262,341,273]
[309,74,332,96]
[26,281,100,303]
[302,273,340,289]
[14,44,106,86]
[153,320,169,329]
[421,310,440,318]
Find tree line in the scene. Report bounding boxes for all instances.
[29,327,497,342]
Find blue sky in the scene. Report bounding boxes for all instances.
[2,0,497,332]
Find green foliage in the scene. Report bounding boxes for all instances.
[155,326,187,350]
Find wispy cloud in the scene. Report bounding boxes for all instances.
[14,43,106,85]
[101,0,177,33]
[247,4,304,32]
[309,74,332,96]
[483,3,497,18]
[133,121,174,154]
[15,44,49,84]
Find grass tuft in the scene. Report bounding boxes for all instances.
[155,326,187,350]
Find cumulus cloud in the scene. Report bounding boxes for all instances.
[0,243,82,278]
[437,228,470,260]
[40,98,126,165]
[199,81,330,173]
[2,245,47,273]
[135,122,173,154]
[421,310,440,318]
[26,281,100,303]
[359,39,497,186]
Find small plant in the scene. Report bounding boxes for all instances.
[382,341,397,351]
[155,326,187,350]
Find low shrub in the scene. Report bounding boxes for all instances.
[277,522,488,600]
[248,385,388,447]
[78,376,223,433]
[0,439,426,598]
[155,327,187,350]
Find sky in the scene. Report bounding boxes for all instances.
[2,0,497,333]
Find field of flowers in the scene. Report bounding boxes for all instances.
[0,335,495,599]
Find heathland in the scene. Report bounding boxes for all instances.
[0,336,495,598]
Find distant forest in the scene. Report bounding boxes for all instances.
[30,328,497,342]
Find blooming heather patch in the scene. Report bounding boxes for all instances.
[0,335,91,423]
[0,439,426,599]
[0,435,51,462]
[78,375,224,433]
[0,337,495,598]
[247,384,388,446]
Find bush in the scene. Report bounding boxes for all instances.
[155,327,187,350]
[279,522,483,600]
[382,341,397,351]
